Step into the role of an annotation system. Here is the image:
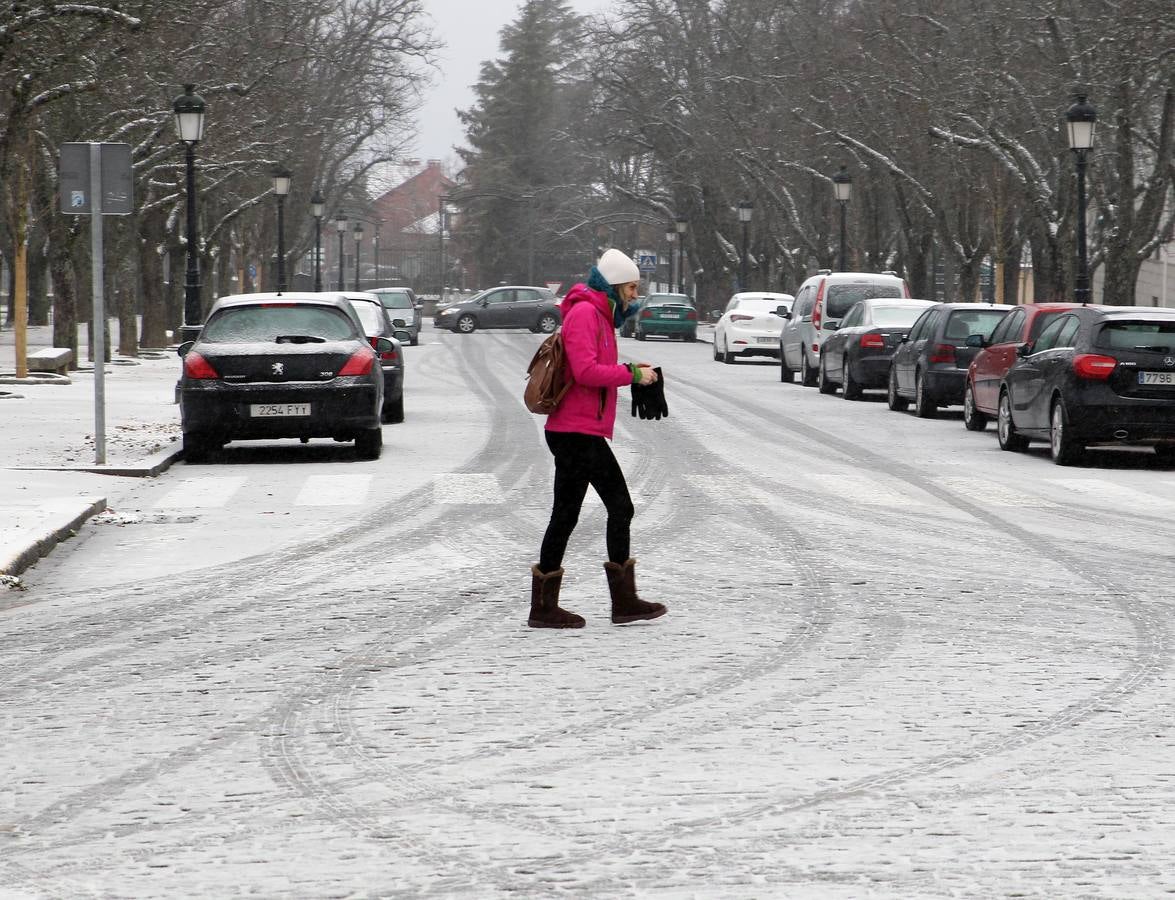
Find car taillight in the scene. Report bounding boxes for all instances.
[859,333,885,349]
[380,348,399,362]
[902,280,912,298]
[1073,353,1117,379]
[338,348,376,376]
[640,309,653,319]
[730,313,754,322]
[685,309,697,320]
[928,343,956,364]
[183,350,218,379]
[813,278,826,329]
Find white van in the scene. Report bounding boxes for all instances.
[780,271,910,385]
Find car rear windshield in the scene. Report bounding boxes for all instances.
[201,305,356,342]
[738,297,789,314]
[871,305,927,327]
[1095,320,1175,351]
[826,283,901,318]
[348,302,385,334]
[648,295,692,307]
[377,291,414,309]
[944,309,1009,341]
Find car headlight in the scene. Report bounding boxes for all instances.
[437,307,456,317]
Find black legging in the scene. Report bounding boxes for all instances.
[539,431,634,572]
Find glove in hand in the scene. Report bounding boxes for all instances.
[631,367,668,420]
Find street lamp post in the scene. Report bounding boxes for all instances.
[832,165,852,272]
[737,201,753,291]
[310,191,325,291]
[664,223,676,293]
[675,216,688,295]
[173,84,206,343]
[353,221,364,290]
[1066,94,1097,304]
[335,210,347,290]
[372,221,381,284]
[271,164,292,292]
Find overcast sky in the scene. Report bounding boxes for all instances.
[413,0,606,167]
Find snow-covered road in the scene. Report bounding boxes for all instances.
[4,326,1174,897]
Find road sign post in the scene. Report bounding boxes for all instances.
[60,142,133,465]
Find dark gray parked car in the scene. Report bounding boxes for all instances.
[433,285,561,334]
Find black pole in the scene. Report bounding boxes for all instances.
[1075,149,1090,304]
[313,217,322,291]
[182,142,201,341]
[677,243,683,294]
[354,238,361,291]
[276,195,286,292]
[740,221,749,291]
[838,200,848,272]
[337,229,345,290]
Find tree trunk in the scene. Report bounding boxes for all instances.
[138,212,168,348]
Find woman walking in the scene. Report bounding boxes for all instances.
[529,249,669,629]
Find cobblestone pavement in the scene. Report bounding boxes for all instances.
[3,327,1175,898]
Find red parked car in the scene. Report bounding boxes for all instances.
[963,303,1084,430]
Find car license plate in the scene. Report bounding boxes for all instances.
[1139,372,1175,386]
[250,403,311,417]
[756,337,776,344]
[661,313,680,319]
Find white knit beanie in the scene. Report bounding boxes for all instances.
[597,248,641,285]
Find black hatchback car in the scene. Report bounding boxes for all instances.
[178,293,391,462]
[996,306,1175,465]
[888,303,1011,417]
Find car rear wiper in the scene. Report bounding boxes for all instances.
[274,334,327,344]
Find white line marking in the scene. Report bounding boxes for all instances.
[294,474,374,506]
[433,473,504,504]
[154,476,247,510]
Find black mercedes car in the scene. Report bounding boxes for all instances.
[996,306,1175,465]
[177,293,391,462]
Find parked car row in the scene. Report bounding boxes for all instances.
[792,293,1175,466]
[177,290,415,462]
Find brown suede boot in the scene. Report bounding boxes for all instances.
[528,565,585,629]
[604,558,667,624]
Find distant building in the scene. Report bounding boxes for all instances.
[369,160,456,294]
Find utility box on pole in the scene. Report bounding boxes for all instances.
[59,142,134,465]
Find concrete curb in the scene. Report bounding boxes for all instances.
[0,441,183,579]
[6,440,184,478]
[0,496,107,577]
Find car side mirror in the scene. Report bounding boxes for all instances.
[965,333,987,349]
[374,337,395,353]
[392,318,406,328]
[393,330,411,343]
[771,306,788,317]
[899,336,909,343]
[826,322,839,331]
[1016,341,1033,357]
[177,341,194,357]
[414,302,423,310]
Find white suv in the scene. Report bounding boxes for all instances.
[780,271,909,385]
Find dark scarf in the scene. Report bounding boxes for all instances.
[587,266,639,328]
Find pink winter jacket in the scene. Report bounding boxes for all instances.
[545,283,635,440]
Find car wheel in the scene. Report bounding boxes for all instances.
[1154,444,1175,463]
[997,390,1028,452]
[963,383,988,431]
[355,427,383,460]
[456,314,477,334]
[686,332,696,342]
[1049,398,1084,466]
[887,367,909,411]
[914,371,937,418]
[722,339,734,364]
[382,395,404,424]
[780,353,794,383]
[182,430,212,464]
[842,359,862,400]
[635,329,646,341]
[410,335,419,347]
[817,354,836,394]
[713,341,721,362]
[801,352,818,387]
[536,313,558,334]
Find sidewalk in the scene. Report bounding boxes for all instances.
[0,322,183,582]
